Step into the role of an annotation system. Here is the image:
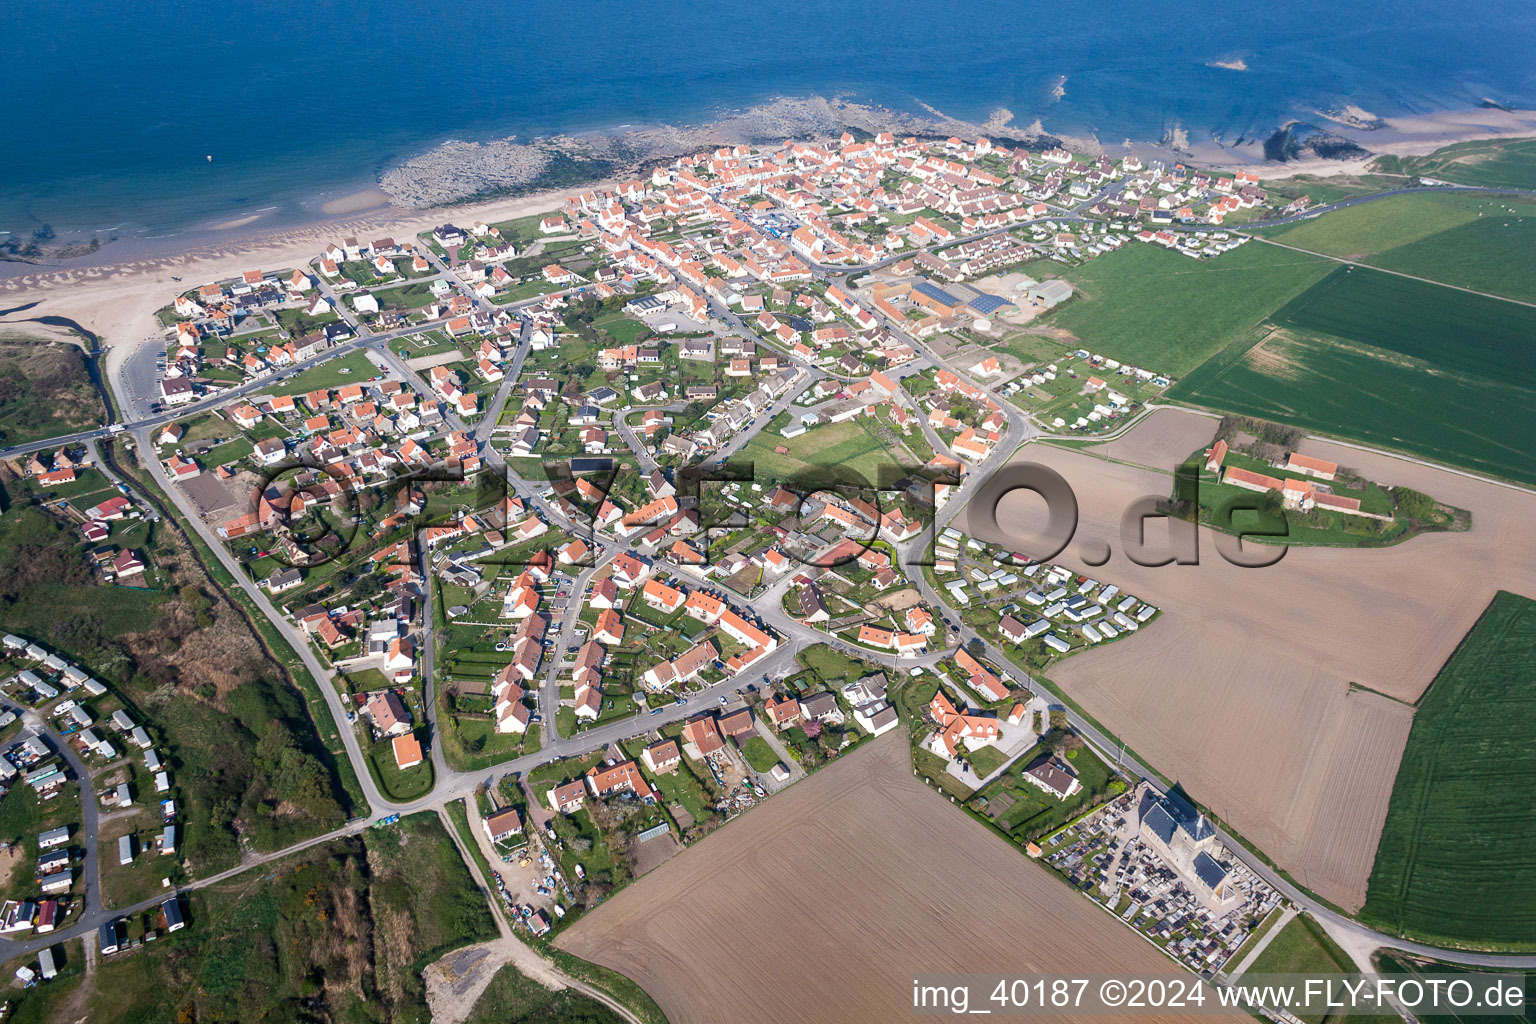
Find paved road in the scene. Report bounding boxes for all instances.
[8,181,1536,971]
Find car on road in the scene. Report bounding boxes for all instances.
[718,696,728,705]
[649,707,664,716]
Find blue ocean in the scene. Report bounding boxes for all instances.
[2,0,1534,240]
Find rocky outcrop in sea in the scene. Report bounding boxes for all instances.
[376,96,1041,208]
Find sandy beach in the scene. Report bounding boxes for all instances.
[0,180,606,383]
[1,103,1531,388]
[1189,106,1536,178]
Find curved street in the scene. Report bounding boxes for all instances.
[2,179,1533,972]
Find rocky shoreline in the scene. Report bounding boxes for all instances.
[378,96,1047,208]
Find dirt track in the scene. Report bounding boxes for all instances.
[967,408,1536,909]
[557,733,1239,1024]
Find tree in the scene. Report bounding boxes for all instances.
[1262,488,1285,520]
[1394,487,1437,520]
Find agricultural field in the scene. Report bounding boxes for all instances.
[1259,192,1491,257]
[558,734,1238,1024]
[1372,952,1536,1024]
[1375,136,1536,190]
[963,420,1536,910]
[1260,192,1536,302]
[1360,591,1536,948]
[0,331,106,446]
[1170,266,1536,487]
[1043,241,1332,376]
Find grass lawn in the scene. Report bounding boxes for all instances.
[273,306,339,338]
[1360,591,1536,948]
[1045,241,1332,376]
[281,348,378,393]
[1226,904,1287,971]
[798,646,874,686]
[912,746,975,801]
[0,938,87,1024]
[97,803,181,908]
[390,330,460,359]
[593,310,654,346]
[0,782,83,904]
[365,733,435,802]
[496,279,558,303]
[735,415,916,490]
[445,798,500,903]
[1247,916,1352,1023]
[1259,191,1488,257]
[992,330,1070,368]
[372,281,441,310]
[1171,265,1536,487]
[439,707,534,772]
[963,743,1011,777]
[739,735,779,773]
[967,739,1116,841]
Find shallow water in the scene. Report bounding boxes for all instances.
[2,0,1532,238]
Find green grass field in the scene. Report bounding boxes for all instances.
[1261,192,1488,256]
[1273,267,1536,389]
[1045,242,1332,376]
[739,735,779,773]
[736,415,917,489]
[372,281,440,310]
[366,732,435,801]
[1171,266,1536,486]
[1378,136,1536,190]
[1261,193,1536,302]
[593,310,653,346]
[1246,916,1352,1024]
[1360,591,1536,948]
[281,348,379,393]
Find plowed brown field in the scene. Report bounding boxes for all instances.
[965,408,1536,909]
[558,734,1240,1024]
